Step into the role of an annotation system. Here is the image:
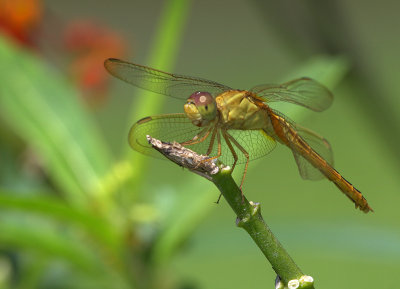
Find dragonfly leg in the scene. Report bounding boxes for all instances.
[221,130,246,201]
[215,193,223,204]
[208,130,223,204]
[223,131,250,202]
[206,125,218,155]
[197,128,222,170]
[221,130,238,172]
[226,132,250,191]
[181,124,222,170]
[180,126,212,146]
[203,127,222,160]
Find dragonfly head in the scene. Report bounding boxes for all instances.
[184,91,217,127]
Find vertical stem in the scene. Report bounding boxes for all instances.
[126,0,192,142]
[123,0,192,200]
[146,137,315,288]
[212,168,307,286]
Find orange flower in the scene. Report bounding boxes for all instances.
[64,21,127,107]
[0,0,42,46]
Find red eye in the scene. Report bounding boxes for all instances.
[188,91,213,106]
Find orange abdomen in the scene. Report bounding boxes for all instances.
[267,108,373,213]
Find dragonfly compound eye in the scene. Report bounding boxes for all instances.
[184,91,217,126]
[190,92,216,119]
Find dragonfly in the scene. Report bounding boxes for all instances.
[104,58,373,213]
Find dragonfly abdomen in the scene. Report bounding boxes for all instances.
[267,108,373,213]
[295,139,373,213]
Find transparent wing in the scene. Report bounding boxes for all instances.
[291,124,334,180]
[250,77,333,112]
[129,114,206,159]
[129,113,277,166]
[270,109,333,180]
[210,129,277,165]
[105,58,232,99]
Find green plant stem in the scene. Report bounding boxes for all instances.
[122,0,192,207]
[146,137,314,288]
[212,168,310,287]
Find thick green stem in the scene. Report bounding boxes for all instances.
[146,137,315,289]
[212,168,306,286]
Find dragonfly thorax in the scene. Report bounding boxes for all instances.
[184,91,217,127]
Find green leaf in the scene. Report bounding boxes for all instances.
[0,36,112,208]
[0,217,130,289]
[0,190,122,252]
[121,0,193,206]
[0,190,132,288]
[0,217,101,273]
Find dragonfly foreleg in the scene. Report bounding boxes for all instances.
[206,125,218,155]
[221,130,238,172]
[181,126,212,146]
[196,127,221,167]
[205,129,223,204]
[221,130,245,200]
[226,132,250,192]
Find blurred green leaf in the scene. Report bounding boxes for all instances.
[0,191,132,288]
[0,190,122,252]
[18,255,49,289]
[0,218,130,289]
[0,218,101,273]
[0,36,112,208]
[122,0,192,204]
[150,181,216,265]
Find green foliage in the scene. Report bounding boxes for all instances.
[0,0,194,287]
[0,29,350,287]
[0,36,111,208]
[1,0,395,287]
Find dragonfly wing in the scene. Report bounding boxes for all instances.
[291,152,320,180]
[129,113,208,159]
[270,109,333,180]
[131,114,277,166]
[250,78,333,112]
[105,58,232,99]
[215,129,277,166]
[291,124,334,180]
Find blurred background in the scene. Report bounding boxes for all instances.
[0,0,399,288]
